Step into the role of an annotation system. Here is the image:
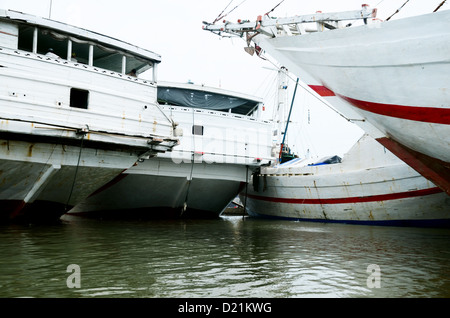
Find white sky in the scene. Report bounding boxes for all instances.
[1,0,447,158]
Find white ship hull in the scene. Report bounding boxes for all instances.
[63,83,274,219]
[0,10,178,221]
[253,10,450,195]
[204,7,450,195]
[64,158,249,219]
[0,139,139,222]
[241,135,450,226]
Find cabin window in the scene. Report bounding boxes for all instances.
[93,45,123,73]
[38,29,68,58]
[17,25,34,52]
[192,125,204,136]
[70,88,89,109]
[12,23,156,81]
[70,41,90,64]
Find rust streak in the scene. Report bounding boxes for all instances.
[27,144,34,157]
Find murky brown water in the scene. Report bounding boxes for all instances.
[1,216,449,298]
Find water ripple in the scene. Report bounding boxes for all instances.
[1,217,450,297]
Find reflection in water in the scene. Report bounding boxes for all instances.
[1,216,449,298]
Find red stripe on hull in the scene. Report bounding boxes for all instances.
[304,86,450,194]
[246,187,443,204]
[308,85,450,124]
[376,137,450,196]
[309,85,336,97]
[340,95,450,125]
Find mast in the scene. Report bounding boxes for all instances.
[273,67,289,149]
[49,0,53,19]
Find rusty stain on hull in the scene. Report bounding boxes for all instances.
[27,144,34,157]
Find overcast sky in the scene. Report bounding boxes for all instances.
[1,0,447,158]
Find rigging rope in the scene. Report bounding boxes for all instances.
[386,0,410,21]
[65,129,86,211]
[212,0,248,24]
[265,0,285,16]
[213,0,285,24]
[243,165,248,220]
[434,0,447,12]
[181,108,196,216]
[212,0,233,24]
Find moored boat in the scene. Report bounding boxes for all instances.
[240,134,450,227]
[0,10,179,222]
[62,82,274,220]
[203,5,450,196]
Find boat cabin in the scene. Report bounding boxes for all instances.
[0,9,177,151]
[157,81,263,117]
[0,9,160,81]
